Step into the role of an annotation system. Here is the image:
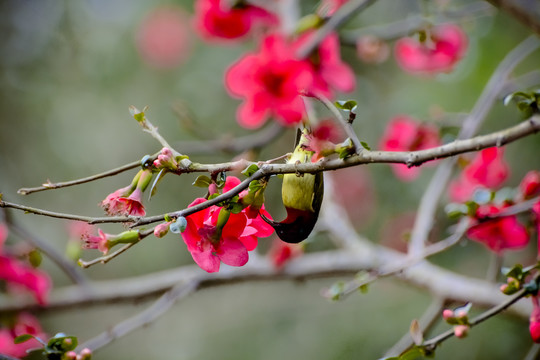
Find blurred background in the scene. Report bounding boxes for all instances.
[1,0,540,359]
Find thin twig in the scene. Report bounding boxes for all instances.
[17,157,153,195]
[78,243,135,268]
[422,286,531,352]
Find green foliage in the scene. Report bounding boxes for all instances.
[192,175,212,188]
[504,89,540,118]
[241,164,259,177]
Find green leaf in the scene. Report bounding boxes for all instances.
[504,264,524,280]
[14,334,36,344]
[399,346,426,360]
[464,201,479,217]
[47,334,78,352]
[248,180,263,193]
[335,100,358,112]
[192,175,211,188]
[360,141,371,151]
[129,105,146,123]
[140,155,153,168]
[228,202,245,214]
[149,169,166,200]
[215,172,227,188]
[242,164,259,177]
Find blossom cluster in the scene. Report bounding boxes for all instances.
[0,223,50,358]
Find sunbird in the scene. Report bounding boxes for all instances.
[262,128,324,243]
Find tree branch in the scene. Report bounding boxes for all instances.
[3,115,539,228]
[485,0,540,36]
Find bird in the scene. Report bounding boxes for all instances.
[261,127,324,243]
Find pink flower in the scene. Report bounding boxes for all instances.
[466,204,529,253]
[295,31,355,97]
[101,169,153,217]
[195,0,278,41]
[82,229,140,255]
[0,255,51,305]
[182,176,274,272]
[303,120,344,161]
[116,188,146,217]
[449,147,509,202]
[100,184,134,216]
[519,170,540,200]
[356,35,390,64]
[0,313,46,358]
[225,34,313,128]
[395,23,467,74]
[380,115,441,181]
[82,229,111,254]
[135,5,192,69]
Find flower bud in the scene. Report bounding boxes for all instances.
[65,351,77,360]
[454,325,469,338]
[519,171,540,199]
[154,222,171,238]
[442,309,454,320]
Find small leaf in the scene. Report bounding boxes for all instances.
[504,264,524,280]
[129,105,146,123]
[14,334,36,344]
[335,100,358,112]
[242,164,259,177]
[410,319,423,346]
[248,180,263,193]
[399,346,426,360]
[170,217,188,234]
[360,141,371,151]
[192,175,211,188]
[47,334,78,351]
[140,155,152,168]
[149,169,166,199]
[215,172,227,188]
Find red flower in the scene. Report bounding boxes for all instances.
[533,200,540,258]
[295,31,355,97]
[0,255,51,305]
[530,297,540,343]
[0,313,46,358]
[268,238,302,269]
[195,0,278,41]
[395,23,467,74]
[449,147,508,202]
[225,34,313,128]
[182,177,274,272]
[519,170,540,200]
[135,5,192,69]
[380,115,441,181]
[466,204,529,253]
